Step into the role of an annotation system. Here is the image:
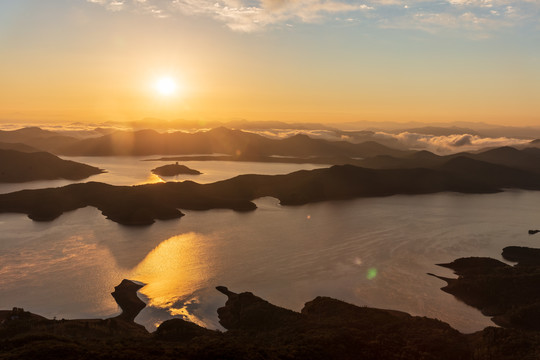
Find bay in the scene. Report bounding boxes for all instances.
[1,157,539,333]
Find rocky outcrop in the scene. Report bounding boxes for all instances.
[216,286,303,331]
[111,279,146,322]
[430,246,540,331]
[213,287,470,360]
[2,275,540,359]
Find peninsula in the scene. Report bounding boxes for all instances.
[0,164,508,225]
[430,246,540,331]
[0,149,104,183]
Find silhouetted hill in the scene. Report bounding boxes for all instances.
[358,150,448,169]
[0,149,104,183]
[0,127,79,152]
[3,272,540,360]
[439,156,540,189]
[151,163,201,176]
[472,146,540,173]
[0,164,503,225]
[431,246,540,332]
[55,127,410,158]
[0,142,39,152]
[355,147,540,182]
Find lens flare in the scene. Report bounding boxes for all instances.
[366,268,378,280]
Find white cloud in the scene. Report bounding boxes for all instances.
[237,128,532,155]
[373,131,531,154]
[85,0,540,32]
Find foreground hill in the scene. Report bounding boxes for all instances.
[3,246,540,360]
[2,161,537,225]
[0,149,104,183]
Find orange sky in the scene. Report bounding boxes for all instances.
[1,1,539,126]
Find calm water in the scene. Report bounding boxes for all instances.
[1,158,539,333]
[0,156,325,194]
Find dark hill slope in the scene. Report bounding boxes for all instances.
[0,164,499,225]
[0,127,79,152]
[3,275,540,360]
[473,146,540,173]
[431,246,540,332]
[0,142,39,152]
[439,156,540,189]
[56,127,410,158]
[204,164,496,205]
[357,146,540,177]
[0,149,104,183]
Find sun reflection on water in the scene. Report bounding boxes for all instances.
[129,233,212,324]
[136,173,166,185]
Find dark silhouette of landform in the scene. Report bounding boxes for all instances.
[3,253,540,360]
[430,246,540,331]
[111,280,146,322]
[6,125,540,176]
[0,149,104,183]
[0,127,79,153]
[2,126,411,158]
[0,163,521,225]
[0,141,39,152]
[151,163,201,176]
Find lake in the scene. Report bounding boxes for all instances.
[0,157,539,333]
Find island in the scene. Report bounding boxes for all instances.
[151,162,201,176]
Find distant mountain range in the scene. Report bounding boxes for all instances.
[3,125,540,159]
[357,146,540,174]
[0,127,80,153]
[0,126,411,158]
[91,118,540,139]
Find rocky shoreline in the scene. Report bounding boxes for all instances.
[2,246,540,359]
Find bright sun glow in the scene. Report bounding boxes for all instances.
[155,77,177,96]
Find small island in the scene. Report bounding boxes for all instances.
[151,162,201,177]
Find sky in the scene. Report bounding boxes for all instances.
[0,0,539,126]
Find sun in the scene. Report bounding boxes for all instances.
[154,76,177,96]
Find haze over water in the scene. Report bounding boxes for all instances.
[1,159,538,333]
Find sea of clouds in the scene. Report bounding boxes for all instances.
[0,122,532,155]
